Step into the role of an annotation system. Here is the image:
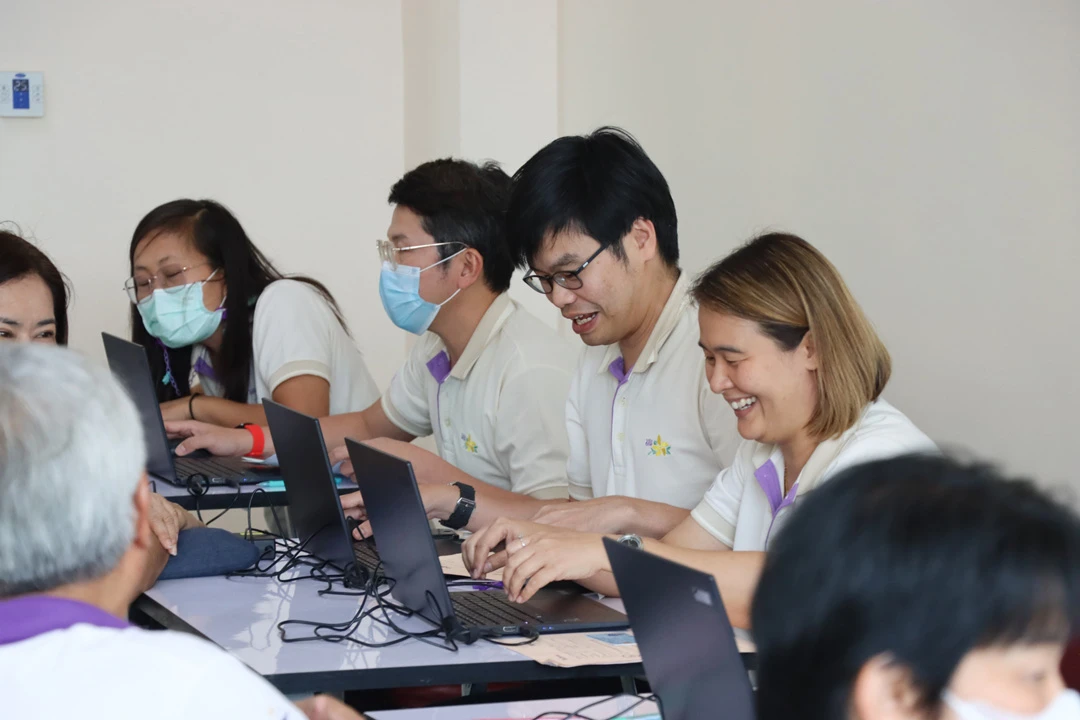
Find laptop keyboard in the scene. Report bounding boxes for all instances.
[451,591,540,629]
[175,456,249,482]
[352,540,380,569]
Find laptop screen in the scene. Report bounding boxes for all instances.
[605,539,755,720]
[345,438,455,628]
[101,333,178,484]
[263,400,356,569]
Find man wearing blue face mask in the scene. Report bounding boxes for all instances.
[169,160,576,530]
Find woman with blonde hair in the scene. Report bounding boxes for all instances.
[463,232,936,628]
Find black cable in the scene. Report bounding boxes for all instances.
[528,693,657,720]
[202,479,242,526]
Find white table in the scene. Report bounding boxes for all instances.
[367,695,660,719]
[134,568,644,695]
[151,475,358,511]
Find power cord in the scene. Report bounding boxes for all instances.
[529,693,657,720]
[184,472,242,526]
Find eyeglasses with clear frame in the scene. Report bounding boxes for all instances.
[123,263,219,304]
[522,244,608,294]
[376,239,466,270]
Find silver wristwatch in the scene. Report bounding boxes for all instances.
[617,533,644,550]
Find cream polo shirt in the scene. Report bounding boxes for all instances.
[193,279,379,414]
[691,399,937,550]
[382,293,574,499]
[566,274,739,508]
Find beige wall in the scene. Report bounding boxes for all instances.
[3,0,1077,489]
[0,0,407,389]
[559,0,1080,487]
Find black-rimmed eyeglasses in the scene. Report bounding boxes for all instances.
[522,244,608,294]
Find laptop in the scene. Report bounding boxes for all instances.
[262,399,383,574]
[604,538,755,720]
[102,332,267,486]
[346,437,629,639]
[262,400,463,577]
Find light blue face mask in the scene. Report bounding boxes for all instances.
[137,270,226,349]
[379,250,464,335]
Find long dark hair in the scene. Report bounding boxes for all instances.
[0,228,71,345]
[128,199,347,403]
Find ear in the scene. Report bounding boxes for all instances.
[800,330,820,371]
[456,247,485,290]
[132,474,154,552]
[628,218,658,263]
[851,655,924,720]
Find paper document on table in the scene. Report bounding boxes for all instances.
[505,631,642,667]
[506,630,756,668]
[439,552,504,581]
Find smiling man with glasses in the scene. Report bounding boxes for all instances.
[493,126,739,540]
[169,159,576,530]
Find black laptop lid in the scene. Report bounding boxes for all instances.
[345,438,454,627]
[604,539,755,720]
[101,333,178,484]
[262,400,355,569]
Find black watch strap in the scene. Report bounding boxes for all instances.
[442,482,476,531]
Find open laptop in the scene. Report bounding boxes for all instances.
[102,332,267,486]
[262,399,382,574]
[604,539,755,720]
[262,400,463,577]
[346,438,629,639]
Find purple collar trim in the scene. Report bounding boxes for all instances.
[755,459,799,519]
[426,351,451,385]
[608,357,632,386]
[0,596,130,646]
[192,355,218,383]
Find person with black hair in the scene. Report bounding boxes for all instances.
[498,127,739,537]
[126,199,378,429]
[0,226,208,566]
[753,454,1080,720]
[169,160,575,530]
[0,229,71,345]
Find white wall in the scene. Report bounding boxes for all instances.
[0,0,407,389]
[559,0,1080,487]
[402,0,564,335]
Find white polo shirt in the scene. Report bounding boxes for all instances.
[691,399,937,550]
[566,274,739,508]
[382,294,574,499]
[193,279,380,414]
[0,612,305,719]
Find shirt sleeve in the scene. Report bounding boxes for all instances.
[251,280,337,396]
[689,440,753,548]
[493,361,572,500]
[381,337,436,438]
[564,357,594,501]
[698,372,740,468]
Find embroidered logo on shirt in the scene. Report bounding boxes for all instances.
[645,435,672,456]
[462,433,479,454]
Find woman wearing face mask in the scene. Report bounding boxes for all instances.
[0,229,71,345]
[127,199,379,429]
[463,233,937,627]
[753,454,1080,720]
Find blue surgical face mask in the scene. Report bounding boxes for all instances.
[946,689,1080,720]
[379,250,464,335]
[137,270,226,348]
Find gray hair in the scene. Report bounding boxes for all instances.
[0,344,146,597]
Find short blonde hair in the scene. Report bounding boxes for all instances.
[692,233,890,439]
